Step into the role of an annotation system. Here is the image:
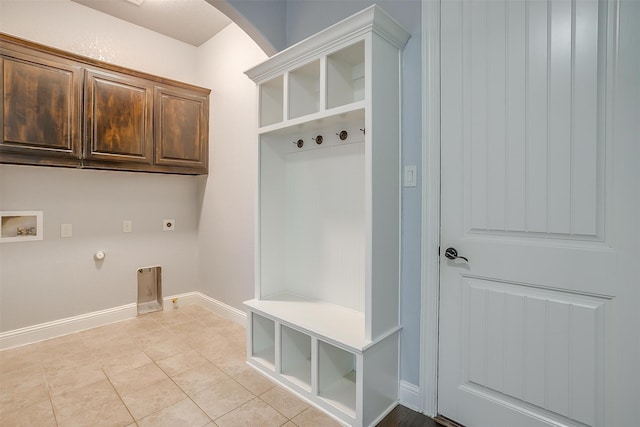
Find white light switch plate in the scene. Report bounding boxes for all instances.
[404,165,417,187]
[123,220,132,233]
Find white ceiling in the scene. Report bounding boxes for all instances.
[72,0,232,47]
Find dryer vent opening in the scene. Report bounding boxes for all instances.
[137,266,163,315]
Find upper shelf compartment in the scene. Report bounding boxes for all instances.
[288,59,320,120]
[327,41,364,110]
[260,76,284,127]
[246,5,410,135]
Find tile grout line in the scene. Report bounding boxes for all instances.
[102,366,138,426]
[43,364,61,427]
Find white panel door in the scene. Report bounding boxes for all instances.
[438,0,639,426]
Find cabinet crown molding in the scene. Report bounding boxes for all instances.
[244,5,410,83]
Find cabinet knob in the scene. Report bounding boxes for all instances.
[336,130,348,140]
[293,139,304,148]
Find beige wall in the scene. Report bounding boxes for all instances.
[195,24,266,309]
[0,0,265,331]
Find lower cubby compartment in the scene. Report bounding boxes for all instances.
[281,325,312,390]
[251,312,275,368]
[318,341,357,416]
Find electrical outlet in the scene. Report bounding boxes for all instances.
[60,224,72,238]
[163,219,175,231]
[123,220,132,233]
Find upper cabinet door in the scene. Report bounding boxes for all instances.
[83,69,153,169]
[153,85,208,174]
[0,52,82,166]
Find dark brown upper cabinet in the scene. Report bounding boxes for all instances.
[0,44,82,166]
[0,33,210,175]
[84,69,154,171]
[154,85,208,173]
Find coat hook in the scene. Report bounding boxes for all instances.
[292,139,304,148]
[336,130,348,141]
[313,135,323,145]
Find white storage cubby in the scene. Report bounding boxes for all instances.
[245,6,409,426]
[281,325,312,390]
[327,41,365,109]
[251,313,275,369]
[288,59,321,119]
[259,75,283,127]
[318,341,357,415]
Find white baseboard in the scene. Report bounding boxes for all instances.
[0,303,137,350]
[399,380,423,413]
[187,292,246,326]
[0,292,246,351]
[368,401,400,427]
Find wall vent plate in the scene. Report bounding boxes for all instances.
[163,219,175,231]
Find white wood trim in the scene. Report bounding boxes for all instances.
[399,380,423,412]
[191,292,247,325]
[0,292,247,350]
[420,0,441,418]
[245,5,410,82]
[0,303,137,350]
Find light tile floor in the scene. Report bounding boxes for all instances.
[0,304,341,427]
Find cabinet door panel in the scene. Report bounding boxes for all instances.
[154,86,208,172]
[84,69,153,166]
[1,54,81,165]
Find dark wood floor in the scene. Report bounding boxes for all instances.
[377,405,440,427]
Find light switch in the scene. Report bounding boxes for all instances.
[404,165,417,187]
[123,220,132,233]
[60,223,72,238]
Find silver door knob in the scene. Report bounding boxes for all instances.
[444,247,468,262]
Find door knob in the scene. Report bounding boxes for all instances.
[444,247,468,262]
